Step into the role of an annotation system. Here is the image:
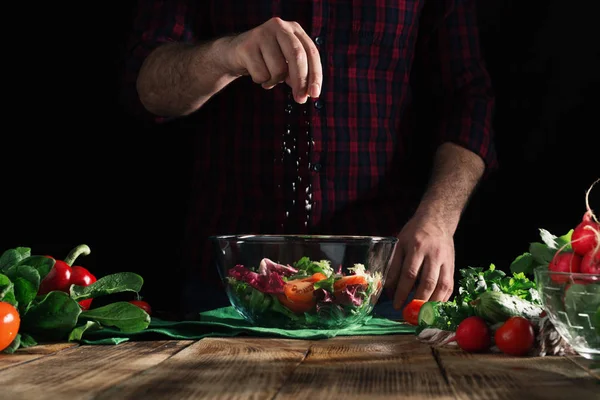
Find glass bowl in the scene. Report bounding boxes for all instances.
[211,235,397,329]
[534,268,600,360]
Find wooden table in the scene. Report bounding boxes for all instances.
[1,336,598,399]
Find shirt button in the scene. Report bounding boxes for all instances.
[314,100,324,110]
[315,36,324,46]
[312,163,322,172]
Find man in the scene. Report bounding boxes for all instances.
[122,0,497,316]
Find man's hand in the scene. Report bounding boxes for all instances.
[385,142,485,310]
[385,212,455,310]
[223,17,323,104]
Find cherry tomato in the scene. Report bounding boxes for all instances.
[333,275,368,293]
[129,300,152,315]
[455,316,491,353]
[276,294,315,314]
[495,316,535,357]
[284,280,316,303]
[402,299,426,326]
[0,302,20,352]
[300,273,327,283]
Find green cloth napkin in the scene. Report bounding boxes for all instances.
[80,306,416,345]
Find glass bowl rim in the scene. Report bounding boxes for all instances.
[210,234,399,244]
[534,268,600,279]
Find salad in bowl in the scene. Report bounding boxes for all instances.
[212,235,397,329]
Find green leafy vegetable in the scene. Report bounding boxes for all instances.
[2,334,21,354]
[0,247,31,271]
[0,273,18,307]
[68,321,102,342]
[0,245,151,353]
[510,229,573,276]
[22,291,82,340]
[19,333,37,348]
[314,275,335,292]
[80,302,150,333]
[4,265,41,314]
[70,272,143,301]
[293,257,334,277]
[16,256,55,280]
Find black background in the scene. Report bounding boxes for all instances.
[1,1,598,314]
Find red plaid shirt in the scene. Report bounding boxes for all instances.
[123,0,497,312]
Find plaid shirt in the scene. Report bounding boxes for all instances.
[123,0,497,312]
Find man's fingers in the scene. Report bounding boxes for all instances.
[242,46,271,85]
[276,31,309,103]
[259,35,289,89]
[413,256,439,301]
[393,249,424,310]
[294,30,322,98]
[430,263,454,301]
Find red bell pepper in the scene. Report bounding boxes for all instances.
[38,245,96,310]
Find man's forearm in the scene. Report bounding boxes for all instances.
[415,142,485,234]
[136,37,237,117]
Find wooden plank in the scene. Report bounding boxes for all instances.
[93,337,312,400]
[566,355,600,380]
[0,340,192,400]
[436,346,600,400]
[0,342,79,370]
[273,335,454,400]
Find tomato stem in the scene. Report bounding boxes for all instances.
[64,244,91,266]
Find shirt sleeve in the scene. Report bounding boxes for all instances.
[416,0,498,174]
[120,0,199,124]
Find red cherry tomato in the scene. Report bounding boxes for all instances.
[495,316,535,357]
[455,316,491,353]
[402,299,426,326]
[129,300,152,315]
[0,302,20,352]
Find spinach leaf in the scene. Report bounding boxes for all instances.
[5,265,41,290]
[68,321,102,342]
[22,291,82,340]
[0,273,18,307]
[4,265,42,313]
[0,247,31,271]
[19,333,37,348]
[16,256,55,280]
[2,334,21,354]
[70,272,143,301]
[13,278,37,314]
[80,302,150,333]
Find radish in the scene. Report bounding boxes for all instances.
[572,179,600,256]
[548,252,583,283]
[580,250,599,275]
[572,215,600,256]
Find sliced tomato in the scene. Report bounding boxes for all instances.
[300,273,327,283]
[276,294,316,314]
[284,280,316,303]
[402,299,426,326]
[333,275,368,293]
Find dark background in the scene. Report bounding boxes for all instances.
[2,1,598,314]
